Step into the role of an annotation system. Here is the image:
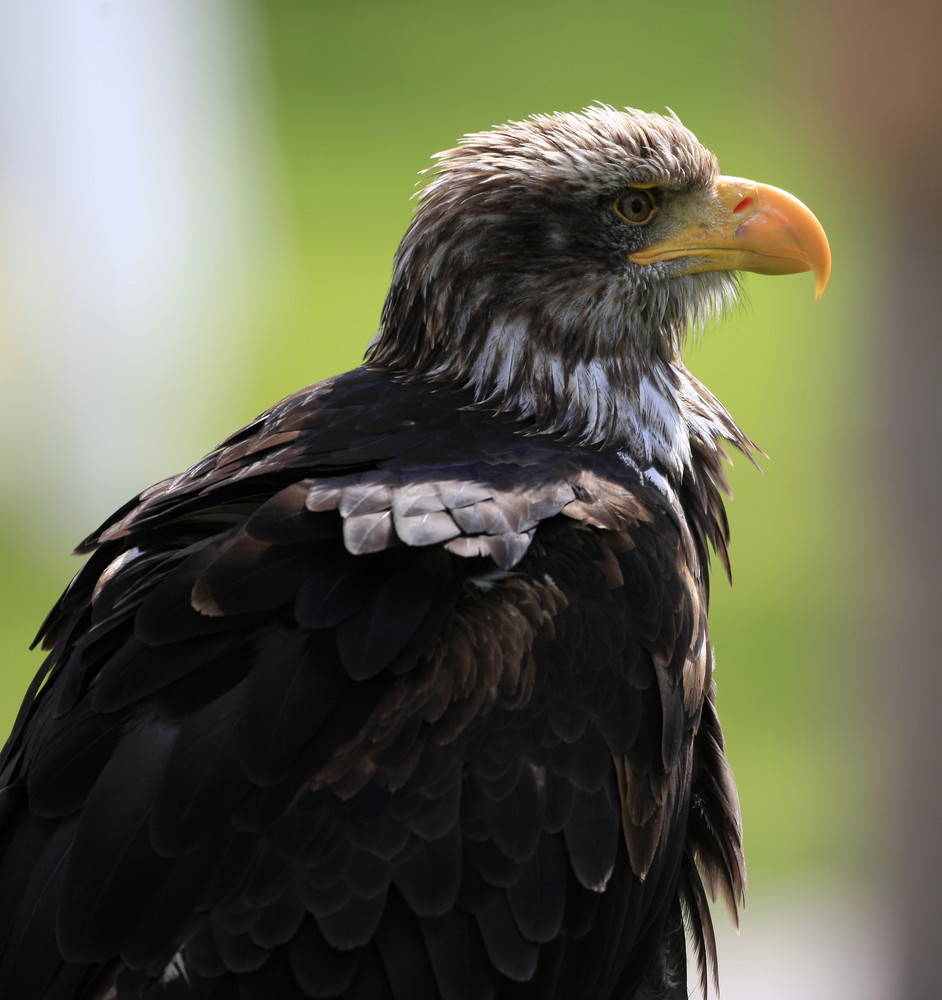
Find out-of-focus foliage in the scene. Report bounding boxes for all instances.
[0,0,871,887]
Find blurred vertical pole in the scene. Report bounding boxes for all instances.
[0,0,279,543]
[814,3,942,996]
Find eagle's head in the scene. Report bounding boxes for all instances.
[370,106,829,477]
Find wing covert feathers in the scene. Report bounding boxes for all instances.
[0,369,744,999]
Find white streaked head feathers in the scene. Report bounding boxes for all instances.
[369,106,752,481]
[426,105,718,198]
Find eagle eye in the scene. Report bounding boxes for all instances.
[614,188,657,225]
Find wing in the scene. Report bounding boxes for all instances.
[0,368,743,1000]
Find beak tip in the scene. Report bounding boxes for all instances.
[812,255,831,301]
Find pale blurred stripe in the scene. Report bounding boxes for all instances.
[0,0,285,546]
[708,880,895,1000]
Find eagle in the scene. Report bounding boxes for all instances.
[0,107,829,1000]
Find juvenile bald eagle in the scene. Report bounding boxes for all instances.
[0,107,829,999]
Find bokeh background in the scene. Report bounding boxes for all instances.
[1,1,939,997]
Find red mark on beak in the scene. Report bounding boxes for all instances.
[733,196,754,215]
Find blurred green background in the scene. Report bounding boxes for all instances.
[0,1,899,995]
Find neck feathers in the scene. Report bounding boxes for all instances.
[369,285,751,484]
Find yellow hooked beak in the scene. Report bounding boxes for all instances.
[628,176,831,299]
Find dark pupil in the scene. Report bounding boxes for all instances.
[625,193,649,219]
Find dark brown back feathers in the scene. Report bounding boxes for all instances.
[0,370,744,999]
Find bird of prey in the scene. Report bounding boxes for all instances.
[0,107,829,1000]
